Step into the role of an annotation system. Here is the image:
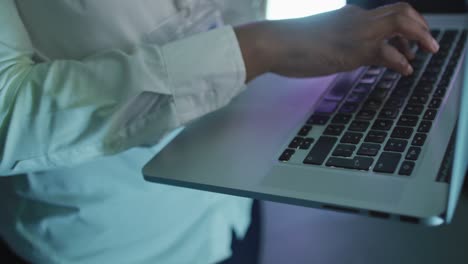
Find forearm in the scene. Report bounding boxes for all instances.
[233,4,439,82]
[234,22,272,83]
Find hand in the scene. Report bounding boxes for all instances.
[235,2,439,82]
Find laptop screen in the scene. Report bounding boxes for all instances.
[447,53,468,222]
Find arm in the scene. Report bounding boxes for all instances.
[0,0,246,175]
[235,3,439,82]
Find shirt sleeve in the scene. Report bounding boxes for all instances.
[0,0,247,176]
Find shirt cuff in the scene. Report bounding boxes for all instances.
[161,25,247,123]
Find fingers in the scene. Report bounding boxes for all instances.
[376,44,413,76]
[368,2,438,54]
[389,36,415,60]
[371,2,429,31]
[375,12,438,53]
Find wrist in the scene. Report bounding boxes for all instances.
[234,22,273,83]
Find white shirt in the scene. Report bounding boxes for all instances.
[0,0,263,263]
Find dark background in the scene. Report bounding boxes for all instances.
[348,0,468,13]
[1,1,467,263]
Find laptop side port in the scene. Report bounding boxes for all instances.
[322,204,359,214]
[368,210,390,219]
[399,215,420,224]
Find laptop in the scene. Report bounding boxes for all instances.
[143,14,468,226]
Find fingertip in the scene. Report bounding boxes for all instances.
[399,57,413,76]
[405,64,414,75]
[431,37,440,53]
[379,44,414,77]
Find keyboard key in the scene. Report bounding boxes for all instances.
[435,50,449,60]
[365,130,388,143]
[372,119,394,131]
[376,81,394,90]
[423,109,437,120]
[443,71,453,81]
[279,149,295,162]
[408,93,429,105]
[415,50,430,60]
[304,136,338,165]
[433,87,446,98]
[370,88,389,100]
[412,133,427,146]
[357,143,381,156]
[374,152,402,173]
[441,29,457,41]
[394,86,412,96]
[397,115,419,127]
[332,144,356,157]
[431,29,441,38]
[325,84,352,101]
[331,114,352,124]
[299,138,315,150]
[440,74,452,85]
[428,57,445,67]
[347,92,367,103]
[412,61,424,73]
[446,55,457,64]
[341,132,363,144]
[349,120,370,132]
[379,108,398,119]
[403,105,424,115]
[406,146,421,161]
[399,161,415,176]
[385,139,408,152]
[326,156,374,171]
[298,125,312,136]
[420,74,437,83]
[323,124,345,136]
[308,115,330,125]
[353,83,372,94]
[385,97,404,108]
[360,75,378,84]
[428,98,442,109]
[289,137,303,148]
[391,127,414,139]
[391,88,411,98]
[413,57,428,69]
[382,71,399,81]
[339,102,359,113]
[356,110,376,120]
[417,121,432,133]
[396,76,415,88]
[363,98,383,110]
[366,66,383,75]
[414,83,434,94]
[425,66,442,75]
[315,100,339,114]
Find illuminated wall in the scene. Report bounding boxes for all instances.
[266,0,347,20]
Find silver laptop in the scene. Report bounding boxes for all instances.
[143,14,468,226]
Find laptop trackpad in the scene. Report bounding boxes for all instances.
[261,165,406,209]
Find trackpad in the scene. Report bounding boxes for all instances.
[261,165,405,208]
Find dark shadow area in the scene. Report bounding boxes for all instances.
[0,239,28,264]
[348,0,468,13]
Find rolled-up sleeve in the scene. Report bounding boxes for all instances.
[0,0,246,175]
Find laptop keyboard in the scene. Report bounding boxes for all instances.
[278,29,467,176]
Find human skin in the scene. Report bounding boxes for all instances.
[235,2,439,82]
